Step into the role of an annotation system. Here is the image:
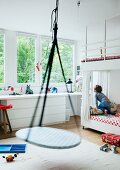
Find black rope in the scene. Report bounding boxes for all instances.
[56,40,80,128]
[26,0,79,142]
[25,44,52,141]
[26,0,59,141]
[38,42,55,126]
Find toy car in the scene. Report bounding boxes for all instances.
[2,154,18,162]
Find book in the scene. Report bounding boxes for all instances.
[0,144,26,153]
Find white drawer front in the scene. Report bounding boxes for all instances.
[1,95,66,129]
[8,105,65,119]
[11,114,65,129]
[3,96,65,109]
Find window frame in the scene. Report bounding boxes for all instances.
[0,29,5,85]
[16,32,40,87]
[40,35,76,87]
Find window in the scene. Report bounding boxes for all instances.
[17,34,36,83]
[0,32,4,84]
[41,38,74,83]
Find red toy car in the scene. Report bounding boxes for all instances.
[3,154,18,162]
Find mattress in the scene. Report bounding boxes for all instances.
[81,55,120,62]
[90,114,120,127]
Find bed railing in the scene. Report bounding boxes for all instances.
[80,33,120,62]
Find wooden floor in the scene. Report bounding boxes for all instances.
[0,116,104,145]
[50,116,104,146]
[1,116,120,153]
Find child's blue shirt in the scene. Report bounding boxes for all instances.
[95,92,110,107]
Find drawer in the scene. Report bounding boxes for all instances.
[2,96,65,109]
[11,114,65,130]
[8,105,65,119]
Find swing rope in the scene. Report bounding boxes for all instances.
[25,0,80,142]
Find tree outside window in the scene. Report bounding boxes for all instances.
[41,38,74,83]
[17,35,36,83]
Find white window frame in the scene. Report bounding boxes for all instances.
[0,29,5,86]
[0,28,77,94]
[15,32,41,87]
[40,36,76,87]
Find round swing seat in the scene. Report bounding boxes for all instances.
[16,127,81,149]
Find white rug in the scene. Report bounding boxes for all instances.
[0,137,120,170]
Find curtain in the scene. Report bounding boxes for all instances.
[81,71,91,122]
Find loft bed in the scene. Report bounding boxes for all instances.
[81,55,120,63]
[82,111,120,135]
[83,113,120,135]
[90,114,120,127]
[80,21,120,70]
[80,24,120,135]
[81,56,120,135]
[81,77,120,135]
[80,53,120,135]
[80,57,120,71]
[80,43,120,71]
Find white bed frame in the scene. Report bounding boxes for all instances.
[80,19,120,135]
[81,55,120,135]
[81,119,120,135]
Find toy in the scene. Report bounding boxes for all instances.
[111,145,118,154]
[25,85,33,94]
[47,87,58,93]
[51,87,58,93]
[0,144,26,153]
[7,86,14,91]
[101,133,120,146]
[110,103,117,112]
[90,106,103,115]
[2,153,18,162]
[100,144,110,152]
[36,62,40,71]
[9,92,21,95]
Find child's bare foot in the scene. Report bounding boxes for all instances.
[104,109,108,115]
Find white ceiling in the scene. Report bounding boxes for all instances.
[0,0,120,40]
[78,0,120,26]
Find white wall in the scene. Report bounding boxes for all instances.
[109,70,120,103]
[0,0,80,40]
[106,15,120,56]
[0,0,120,41]
[78,0,120,27]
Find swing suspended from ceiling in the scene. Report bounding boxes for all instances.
[16,0,81,149]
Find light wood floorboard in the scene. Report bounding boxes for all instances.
[1,116,120,152]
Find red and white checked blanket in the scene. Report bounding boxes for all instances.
[90,115,120,127]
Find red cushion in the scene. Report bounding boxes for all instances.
[0,104,13,110]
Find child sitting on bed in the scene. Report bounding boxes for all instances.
[94,85,116,115]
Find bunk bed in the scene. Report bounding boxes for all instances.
[81,55,120,63]
[82,114,120,135]
[81,65,120,135]
[80,22,120,135]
